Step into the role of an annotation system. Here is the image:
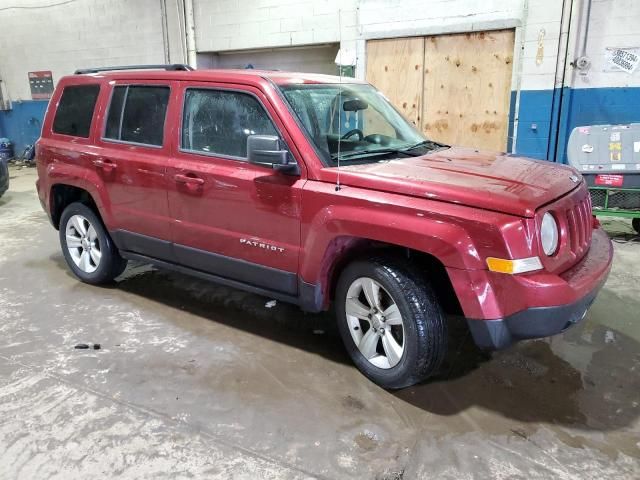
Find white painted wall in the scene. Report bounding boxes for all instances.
[357,0,524,37]
[567,0,640,89]
[198,44,340,74]
[193,0,358,52]
[1,0,637,101]
[0,0,184,102]
[192,0,567,93]
[4,0,632,102]
[518,0,566,91]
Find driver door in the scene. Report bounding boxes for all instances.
[167,82,304,295]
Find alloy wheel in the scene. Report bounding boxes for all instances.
[65,214,102,273]
[344,277,405,369]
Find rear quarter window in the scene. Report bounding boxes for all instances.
[52,85,100,138]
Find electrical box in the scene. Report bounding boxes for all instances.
[28,71,54,100]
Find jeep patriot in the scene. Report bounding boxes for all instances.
[36,64,613,388]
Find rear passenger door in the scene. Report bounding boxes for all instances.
[94,81,177,259]
[166,82,304,296]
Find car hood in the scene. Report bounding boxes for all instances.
[321,147,581,217]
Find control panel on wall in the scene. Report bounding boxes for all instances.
[28,71,54,100]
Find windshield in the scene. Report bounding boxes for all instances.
[279,83,444,166]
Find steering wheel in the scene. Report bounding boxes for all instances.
[341,129,364,141]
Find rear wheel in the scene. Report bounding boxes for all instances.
[633,218,640,235]
[335,256,447,389]
[59,202,127,284]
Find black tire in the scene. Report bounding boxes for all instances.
[59,202,127,284]
[633,218,640,235]
[335,256,447,389]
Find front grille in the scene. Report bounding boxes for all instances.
[540,185,593,274]
[590,188,640,210]
[565,195,592,259]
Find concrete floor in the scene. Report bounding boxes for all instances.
[0,165,639,479]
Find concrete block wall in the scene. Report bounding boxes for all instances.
[516,0,640,162]
[0,0,638,163]
[513,0,566,159]
[357,0,524,38]
[0,0,185,153]
[194,0,358,53]
[553,0,640,163]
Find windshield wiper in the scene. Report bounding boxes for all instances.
[401,140,448,152]
[330,141,448,161]
[331,148,415,161]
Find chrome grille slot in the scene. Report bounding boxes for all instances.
[576,202,585,248]
[583,198,592,247]
[566,196,592,259]
[566,209,578,252]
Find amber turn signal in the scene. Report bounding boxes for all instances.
[486,256,543,274]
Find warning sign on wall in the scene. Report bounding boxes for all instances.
[28,71,54,100]
[605,48,640,74]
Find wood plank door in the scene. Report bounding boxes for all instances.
[366,29,515,152]
[365,37,425,128]
[422,30,514,151]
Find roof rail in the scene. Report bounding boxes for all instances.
[74,64,194,75]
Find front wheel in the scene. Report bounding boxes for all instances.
[59,202,127,284]
[335,256,447,389]
[633,218,640,235]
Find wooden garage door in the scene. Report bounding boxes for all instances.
[366,37,425,127]
[366,29,515,151]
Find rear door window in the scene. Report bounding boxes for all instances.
[104,85,170,147]
[52,85,100,137]
[181,89,277,158]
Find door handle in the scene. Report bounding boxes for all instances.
[174,173,204,186]
[93,158,117,170]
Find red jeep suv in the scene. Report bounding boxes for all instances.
[36,65,613,388]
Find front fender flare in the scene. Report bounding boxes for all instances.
[299,204,484,302]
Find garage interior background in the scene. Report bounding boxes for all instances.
[0,0,638,162]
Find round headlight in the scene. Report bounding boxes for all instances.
[540,212,559,256]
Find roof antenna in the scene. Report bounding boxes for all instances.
[335,9,343,192]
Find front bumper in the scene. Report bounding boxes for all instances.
[466,277,605,349]
[462,227,613,350]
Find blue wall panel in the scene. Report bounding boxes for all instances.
[0,100,49,157]
[555,86,640,164]
[515,86,640,163]
[513,89,555,160]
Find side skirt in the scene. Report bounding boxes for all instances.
[119,251,324,312]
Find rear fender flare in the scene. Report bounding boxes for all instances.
[47,162,114,228]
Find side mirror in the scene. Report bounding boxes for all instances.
[247,135,299,175]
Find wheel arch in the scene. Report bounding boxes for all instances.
[50,183,101,229]
[45,161,112,230]
[305,235,463,316]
